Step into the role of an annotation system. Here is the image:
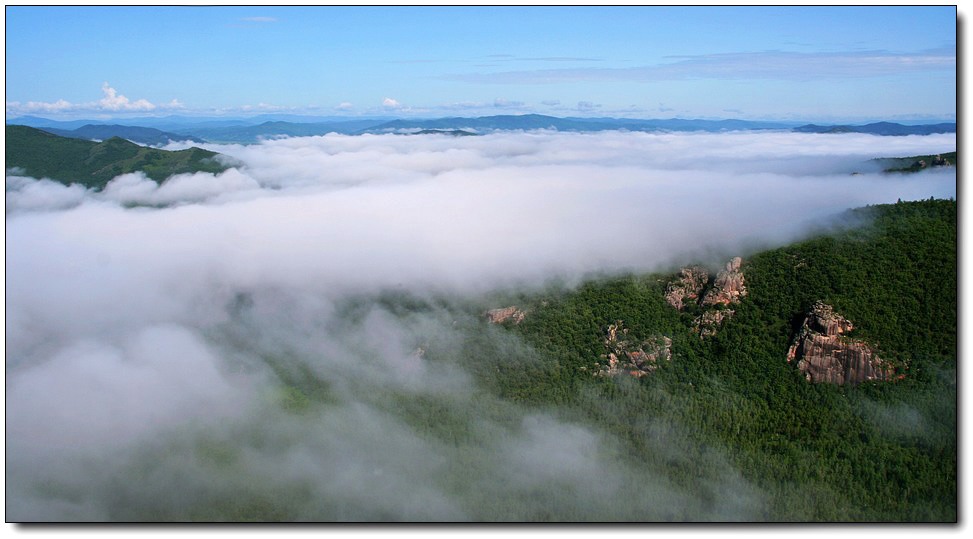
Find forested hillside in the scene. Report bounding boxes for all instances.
[332,198,957,521]
[5,125,229,189]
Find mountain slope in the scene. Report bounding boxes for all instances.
[875,151,956,173]
[459,198,956,521]
[5,125,229,189]
[38,124,206,145]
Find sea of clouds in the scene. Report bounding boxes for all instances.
[5,130,957,521]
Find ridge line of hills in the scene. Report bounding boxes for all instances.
[4,125,230,189]
[5,114,956,145]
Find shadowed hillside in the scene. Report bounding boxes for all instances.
[5,125,230,189]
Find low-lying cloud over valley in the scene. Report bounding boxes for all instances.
[5,130,956,520]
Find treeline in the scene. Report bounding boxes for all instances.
[447,197,957,521]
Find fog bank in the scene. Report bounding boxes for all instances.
[5,130,956,521]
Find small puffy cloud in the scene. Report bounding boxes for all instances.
[334,102,354,111]
[383,97,402,109]
[7,84,181,116]
[25,99,74,112]
[99,82,156,112]
[577,101,601,112]
[493,98,524,108]
[239,102,287,112]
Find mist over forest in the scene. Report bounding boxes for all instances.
[5,130,957,521]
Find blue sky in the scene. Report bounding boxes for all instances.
[4,5,957,122]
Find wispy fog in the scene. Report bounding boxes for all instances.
[5,130,956,521]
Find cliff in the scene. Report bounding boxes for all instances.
[787,301,894,385]
[701,257,747,306]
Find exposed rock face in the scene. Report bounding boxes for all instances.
[701,257,747,306]
[666,257,747,338]
[665,266,709,310]
[595,321,671,378]
[787,301,893,385]
[485,306,527,324]
[693,309,734,338]
[913,154,951,169]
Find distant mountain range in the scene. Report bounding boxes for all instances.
[6,114,956,145]
[169,119,388,143]
[5,125,229,189]
[357,114,798,134]
[794,122,956,136]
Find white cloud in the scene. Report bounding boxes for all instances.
[98,82,156,111]
[445,47,957,84]
[98,169,261,206]
[577,100,601,112]
[382,97,402,109]
[334,101,354,111]
[6,83,182,116]
[5,130,956,521]
[492,98,524,108]
[24,98,74,112]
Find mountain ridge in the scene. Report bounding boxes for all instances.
[39,124,206,146]
[5,125,230,189]
[7,114,955,144]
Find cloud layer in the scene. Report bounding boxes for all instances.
[5,130,956,521]
[445,47,957,84]
[5,83,181,116]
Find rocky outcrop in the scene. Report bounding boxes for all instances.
[594,321,671,378]
[666,257,747,312]
[665,266,709,310]
[485,306,527,325]
[913,154,951,169]
[787,301,894,385]
[693,309,735,338]
[701,257,747,306]
[666,257,747,338]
